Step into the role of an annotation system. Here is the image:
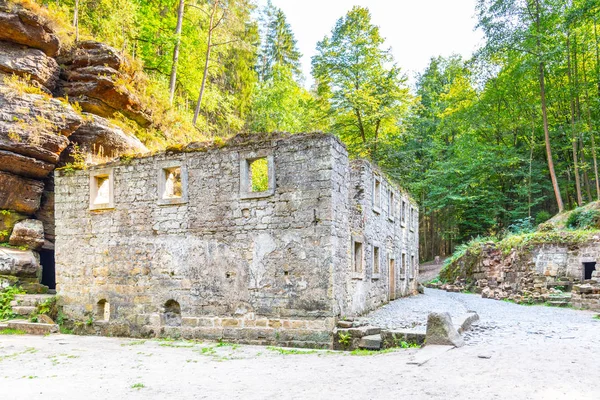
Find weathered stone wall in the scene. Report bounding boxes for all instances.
[437,238,600,311]
[341,160,419,316]
[55,134,419,347]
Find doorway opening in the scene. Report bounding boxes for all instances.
[583,262,596,280]
[40,249,55,290]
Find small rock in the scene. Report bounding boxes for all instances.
[477,354,492,359]
[37,314,54,324]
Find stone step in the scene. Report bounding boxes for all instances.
[12,294,55,307]
[6,320,58,335]
[0,322,8,330]
[359,334,382,350]
[11,306,37,316]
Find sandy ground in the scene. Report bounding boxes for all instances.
[1,290,600,400]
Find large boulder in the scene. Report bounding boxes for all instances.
[0,171,44,214]
[0,41,60,90]
[0,149,54,179]
[69,113,148,158]
[0,209,26,241]
[425,312,464,348]
[0,84,82,163]
[0,247,40,278]
[58,41,151,127]
[9,219,44,250]
[0,1,60,57]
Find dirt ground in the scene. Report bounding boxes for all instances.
[1,290,599,400]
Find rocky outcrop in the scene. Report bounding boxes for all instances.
[9,219,44,250]
[0,41,60,90]
[0,1,60,57]
[0,210,26,241]
[0,247,40,278]
[68,113,148,158]
[0,171,44,214]
[0,86,83,163]
[34,177,54,243]
[58,41,152,127]
[0,149,54,179]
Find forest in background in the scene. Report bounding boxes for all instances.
[30,0,600,260]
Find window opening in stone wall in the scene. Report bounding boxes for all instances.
[401,200,406,225]
[410,207,415,231]
[94,175,110,205]
[373,178,381,210]
[584,262,596,280]
[388,191,394,219]
[401,253,406,278]
[250,157,269,192]
[95,299,110,322]
[162,167,182,198]
[373,246,380,274]
[410,255,416,279]
[353,241,363,273]
[389,258,396,301]
[163,299,182,326]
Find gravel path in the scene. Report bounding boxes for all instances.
[1,290,599,399]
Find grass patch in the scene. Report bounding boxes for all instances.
[121,340,146,347]
[130,383,145,390]
[593,315,600,320]
[0,328,25,335]
[349,348,401,356]
[266,346,317,355]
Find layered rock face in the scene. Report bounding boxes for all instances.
[0,0,149,293]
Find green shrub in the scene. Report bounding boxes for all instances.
[566,209,600,230]
[535,211,552,225]
[507,217,535,234]
[0,286,24,320]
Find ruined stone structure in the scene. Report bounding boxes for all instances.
[55,133,419,347]
[436,238,600,311]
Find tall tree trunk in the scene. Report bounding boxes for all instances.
[582,41,600,200]
[567,35,583,206]
[193,0,220,127]
[73,0,80,43]
[536,1,564,211]
[169,0,186,105]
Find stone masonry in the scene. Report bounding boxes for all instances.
[54,133,419,348]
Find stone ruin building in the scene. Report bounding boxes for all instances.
[54,133,419,348]
[436,237,600,311]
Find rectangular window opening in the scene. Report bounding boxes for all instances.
[162,167,182,199]
[249,157,269,193]
[94,175,110,205]
[389,191,394,219]
[373,178,381,211]
[401,253,407,279]
[353,241,363,273]
[373,246,380,275]
[401,200,407,225]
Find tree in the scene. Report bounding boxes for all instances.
[311,6,410,159]
[249,64,325,132]
[477,0,566,212]
[169,0,186,105]
[258,1,302,81]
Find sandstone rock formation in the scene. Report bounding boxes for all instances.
[0,41,60,90]
[58,41,152,127]
[0,171,44,214]
[68,113,148,158]
[0,0,60,57]
[0,210,26,241]
[9,219,44,250]
[0,247,40,278]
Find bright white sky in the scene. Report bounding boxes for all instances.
[258,0,484,88]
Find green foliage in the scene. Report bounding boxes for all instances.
[535,211,552,225]
[0,286,24,320]
[37,296,58,321]
[130,383,145,390]
[312,6,411,159]
[566,209,600,230]
[266,346,317,355]
[0,328,25,335]
[337,331,351,346]
[250,158,269,192]
[507,217,535,235]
